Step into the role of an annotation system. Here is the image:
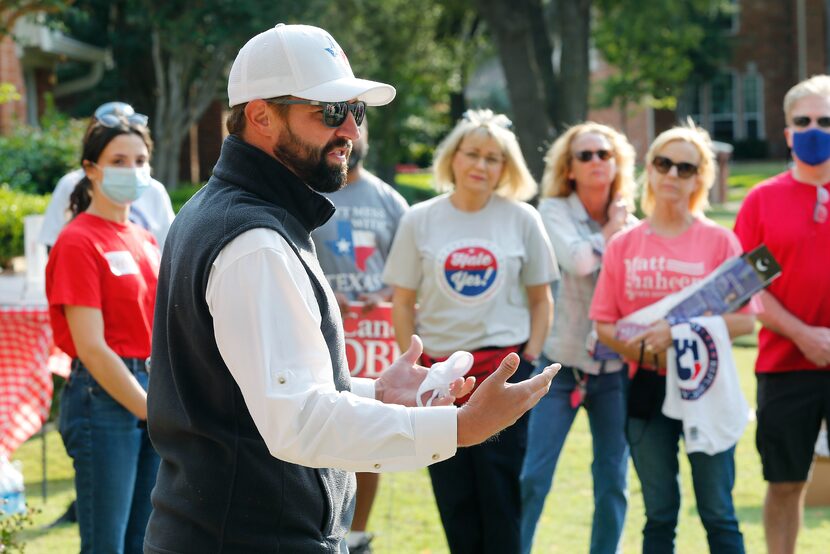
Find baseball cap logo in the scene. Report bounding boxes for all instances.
[324,36,338,58]
[323,34,352,71]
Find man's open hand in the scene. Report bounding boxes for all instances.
[456,353,560,447]
[375,335,475,407]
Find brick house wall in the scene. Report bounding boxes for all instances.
[730,0,827,157]
[587,0,829,162]
[0,35,27,135]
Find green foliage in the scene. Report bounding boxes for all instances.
[306,0,485,176]
[0,503,40,553]
[593,0,734,110]
[0,83,21,104]
[167,182,204,214]
[0,0,71,36]
[0,186,50,268]
[0,106,86,195]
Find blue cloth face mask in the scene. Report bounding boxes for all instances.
[792,128,830,166]
[99,166,151,204]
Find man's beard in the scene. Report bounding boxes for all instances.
[273,124,351,193]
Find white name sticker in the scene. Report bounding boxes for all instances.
[104,250,140,276]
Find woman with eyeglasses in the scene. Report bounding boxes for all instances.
[519,122,637,554]
[383,109,558,554]
[589,123,754,553]
[45,116,161,554]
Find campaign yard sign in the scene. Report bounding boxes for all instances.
[343,302,400,378]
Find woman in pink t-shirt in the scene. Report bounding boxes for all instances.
[589,124,755,553]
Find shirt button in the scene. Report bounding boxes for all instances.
[278,376,286,384]
[373,463,381,470]
[432,453,440,460]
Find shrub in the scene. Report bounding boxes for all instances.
[0,102,87,195]
[168,182,204,214]
[0,186,50,268]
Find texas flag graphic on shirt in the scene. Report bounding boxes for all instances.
[325,220,376,271]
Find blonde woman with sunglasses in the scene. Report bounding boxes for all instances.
[520,122,637,554]
[589,123,755,553]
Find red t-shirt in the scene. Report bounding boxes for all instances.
[45,212,160,359]
[733,171,830,373]
[590,218,745,323]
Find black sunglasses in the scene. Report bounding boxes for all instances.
[574,149,612,162]
[96,113,149,128]
[267,99,366,128]
[652,156,699,178]
[792,115,830,128]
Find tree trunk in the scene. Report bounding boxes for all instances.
[150,31,229,188]
[556,0,591,127]
[527,0,558,125]
[474,0,553,181]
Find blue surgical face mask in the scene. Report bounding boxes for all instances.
[98,165,151,204]
[792,128,830,166]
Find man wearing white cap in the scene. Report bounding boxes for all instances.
[144,24,558,554]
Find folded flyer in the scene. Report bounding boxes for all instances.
[615,244,780,341]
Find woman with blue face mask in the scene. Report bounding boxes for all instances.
[45,116,160,554]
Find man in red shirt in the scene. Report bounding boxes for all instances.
[734,74,830,554]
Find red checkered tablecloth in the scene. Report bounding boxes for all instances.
[0,306,71,458]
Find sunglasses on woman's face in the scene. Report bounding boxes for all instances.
[652,156,699,179]
[96,113,149,128]
[573,149,612,162]
[267,99,366,128]
[792,115,830,128]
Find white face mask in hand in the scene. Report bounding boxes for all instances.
[416,351,474,407]
[99,166,151,204]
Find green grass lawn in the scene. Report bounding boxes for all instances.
[12,347,830,553]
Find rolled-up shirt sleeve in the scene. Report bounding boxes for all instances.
[206,228,456,472]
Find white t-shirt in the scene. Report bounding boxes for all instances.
[383,194,559,357]
[663,315,749,455]
[38,168,175,248]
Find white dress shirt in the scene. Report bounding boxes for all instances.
[205,228,457,472]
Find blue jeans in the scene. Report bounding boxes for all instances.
[59,360,159,554]
[627,413,744,554]
[520,358,629,554]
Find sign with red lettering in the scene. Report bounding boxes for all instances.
[343,302,401,379]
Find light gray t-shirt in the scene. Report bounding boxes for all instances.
[312,171,408,298]
[383,193,559,357]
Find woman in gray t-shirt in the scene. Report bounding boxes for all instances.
[519,122,637,554]
[384,109,558,554]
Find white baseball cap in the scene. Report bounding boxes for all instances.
[228,24,396,107]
